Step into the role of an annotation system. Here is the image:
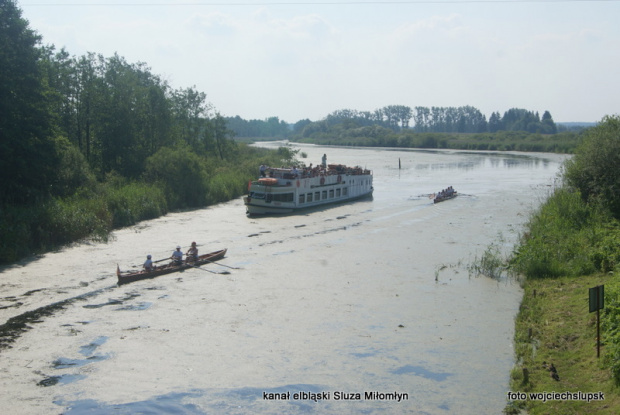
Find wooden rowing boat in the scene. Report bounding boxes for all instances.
[116,249,227,285]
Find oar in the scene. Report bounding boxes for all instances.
[191,265,230,275]
[153,257,170,263]
[202,259,241,270]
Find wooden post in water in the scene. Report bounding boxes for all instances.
[399,158,401,169]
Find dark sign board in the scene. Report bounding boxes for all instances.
[589,285,604,313]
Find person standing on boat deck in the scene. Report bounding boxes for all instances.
[143,255,154,272]
[322,154,327,169]
[186,241,198,262]
[260,164,266,177]
[171,245,183,265]
[291,166,299,178]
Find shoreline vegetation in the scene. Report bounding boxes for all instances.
[464,115,620,414]
[0,144,297,264]
[238,129,583,154]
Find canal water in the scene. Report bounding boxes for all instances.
[0,143,566,414]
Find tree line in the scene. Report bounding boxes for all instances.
[225,105,560,139]
[0,0,294,263]
[298,105,558,137]
[1,0,235,206]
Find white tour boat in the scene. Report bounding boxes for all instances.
[244,163,373,215]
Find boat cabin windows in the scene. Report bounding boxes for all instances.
[299,194,305,204]
[343,187,348,196]
[271,193,294,203]
[336,189,341,197]
[329,189,334,198]
[322,190,327,200]
[306,193,313,202]
[315,191,320,201]
[249,192,266,199]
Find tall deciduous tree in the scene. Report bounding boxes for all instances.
[564,115,620,218]
[0,0,60,204]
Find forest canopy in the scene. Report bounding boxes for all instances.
[0,0,295,263]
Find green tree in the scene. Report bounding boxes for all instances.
[488,111,502,132]
[204,112,236,160]
[143,143,209,208]
[564,115,620,218]
[0,0,59,204]
[171,86,211,150]
[541,110,557,134]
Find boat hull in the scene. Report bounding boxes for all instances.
[434,193,457,203]
[244,190,373,215]
[116,249,227,285]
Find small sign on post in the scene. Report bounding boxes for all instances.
[589,285,605,358]
[589,285,604,313]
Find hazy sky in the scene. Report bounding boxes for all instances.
[19,0,620,123]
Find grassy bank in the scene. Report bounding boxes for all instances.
[507,273,620,414]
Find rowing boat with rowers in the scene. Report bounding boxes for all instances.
[433,187,457,204]
[116,248,227,285]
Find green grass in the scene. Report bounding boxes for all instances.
[508,274,620,414]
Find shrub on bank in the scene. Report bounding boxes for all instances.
[0,197,111,263]
[603,276,620,386]
[510,188,616,279]
[105,182,167,228]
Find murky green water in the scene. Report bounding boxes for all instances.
[0,143,566,414]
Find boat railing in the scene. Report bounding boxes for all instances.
[260,165,372,180]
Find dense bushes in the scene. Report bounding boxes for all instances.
[0,182,166,263]
[0,197,109,263]
[0,143,295,264]
[144,143,210,208]
[510,188,614,279]
[105,182,167,228]
[603,278,620,385]
[297,129,581,154]
[564,115,620,218]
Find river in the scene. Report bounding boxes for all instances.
[0,143,566,414]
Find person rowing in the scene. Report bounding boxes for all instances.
[171,245,183,265]
[186,241,198,263]
[143,255,155,272]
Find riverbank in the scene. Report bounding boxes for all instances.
[507,273,620,414]
[504,116,620,413]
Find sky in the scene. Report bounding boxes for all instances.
[18,0,620,124]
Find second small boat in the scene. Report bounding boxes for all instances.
[433,187,457,204]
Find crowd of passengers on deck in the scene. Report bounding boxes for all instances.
[259,163,370,180]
